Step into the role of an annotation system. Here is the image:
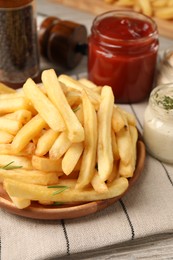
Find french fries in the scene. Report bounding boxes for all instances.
[11,114,47,153]
[0,69,138,209]
[23,78,65,132]
[42,69,84,143]
[104,0,173,20]
[31,155,63,173]
[0,117,22,135]
[75,90,97,189]
[97,86,114,181]
[35,129,59,156]
[49,132,72,160]
[4,177,129,202]
[62,142,83,175]
[0,131,13,144]
[0,168,59,185]
[0,82,16,94]
[0,97,29,115]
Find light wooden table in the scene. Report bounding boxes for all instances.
[36,1,173,259]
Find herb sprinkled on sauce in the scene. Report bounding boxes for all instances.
[161,96,173,110]
[154,93,173,111]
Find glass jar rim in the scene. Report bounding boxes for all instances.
[91,10,158,44]
[149,84,173,118]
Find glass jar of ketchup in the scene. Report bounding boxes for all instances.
[88,10,159,103]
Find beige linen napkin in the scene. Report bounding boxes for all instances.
[0,100,173,260]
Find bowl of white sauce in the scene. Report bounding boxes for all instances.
[143,83,173,164]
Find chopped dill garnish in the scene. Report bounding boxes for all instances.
[161,96,173,110]
[0,161,23,170]
[47,185,68,196]
[154,94,173,110]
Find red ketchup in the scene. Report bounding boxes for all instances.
[88,11,159,103]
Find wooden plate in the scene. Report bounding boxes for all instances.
[0,139,145,220]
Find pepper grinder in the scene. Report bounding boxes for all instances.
[39,16,88,69]
[0,0,40,88]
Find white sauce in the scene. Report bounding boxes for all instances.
[143,84,173,164]
[143,106,173,163]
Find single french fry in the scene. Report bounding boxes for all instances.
[0,82,16,93]
[116,125,133,165]
[38,200,53,205]
[49,132,72,160]
[133,1,141,12]
[129,125,138,171]
[0,144,14,155]
[154,6,173,19]
[91,170,108,193]
[111,129,120,160]
[138,0,153,16]
[0,92,23,99]
[11,114,47,153]
[74,104,84,126]
[0,117,22,135]
[23,78,65,132]
[10,197,31,209]
[152,0,168,7]
[0,143,35,156]
[62,142,83,175]
[42,69,84,143]
[119,160,134,178]
[0,168,59,185]
[0,97,29,115]
[97,86,114,181]
[3,109,32,124]
[32,155,63,173]
[116,0,134,6]
[0,155,33,169]
[107,161,119,183]
[75,91,97,189]
[35,129,59,156]
[119,108,136,126]
[58,178,77,188]
[4,177,129,204]
[112,106,126,133]
[78,78,97,89]
[0,131,14,144]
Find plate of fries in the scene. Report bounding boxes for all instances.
[104,0,173,20]
[54,0,173,39]
[0,70,145,219]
